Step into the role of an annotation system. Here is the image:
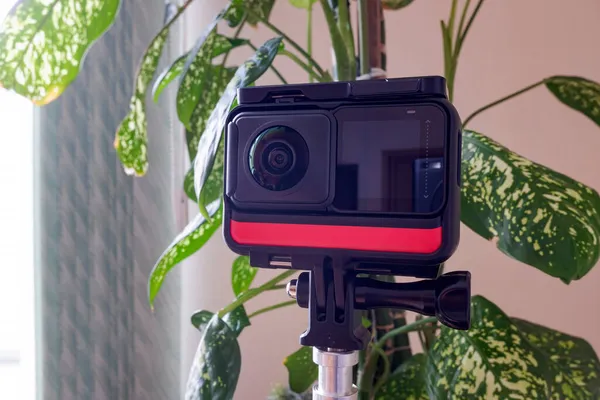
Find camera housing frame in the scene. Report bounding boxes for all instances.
[223,76,462,278]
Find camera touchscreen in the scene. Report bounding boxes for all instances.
[333,104,447,215]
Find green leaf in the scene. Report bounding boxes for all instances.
[184,315,241,400]
[231,256,258,297]
[545,76,600,128]
[152,36,247,103]
[425,295,600,399]
[284,347,317,394]
[0,0,120,104]
[184,168,197,202]
[225,0,276,27]
[289,0,318,9]
[375,354,428,400]
[223,305,251,336]
[148,200,222,307]
[191,306,250,337]
[153,53,187,103]
[177,28,220,129]
[382,0,415,9]
[114,27,169,176]
[361,316,372,329]
[461,130,600,283]
[191,310,214,331]
[187,66,235,160]
[193,36,283,217]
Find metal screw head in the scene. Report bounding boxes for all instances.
[286,279,298,299]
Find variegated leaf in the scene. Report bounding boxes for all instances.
[187,66,235,160]
[0,0,120,104]
[183,129,226,204]
[461,130,600,282]
[148,200,222,306]
[284,347,318,394]
[375,354,427,400]
[152,35,247,103]
[114,28,169,176]
[545,76,600,128]
[194,36,283,217]
[177,28,219,129]
[231,256,258,297]
[185,315,241,400]
[224,0,276,27]
[184,167,197,202]
[191,306,250,337]
[426,296,600,399]
[191,310,213,331]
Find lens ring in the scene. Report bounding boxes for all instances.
[249,125,309,191]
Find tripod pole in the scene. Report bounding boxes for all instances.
[312,348,359,400]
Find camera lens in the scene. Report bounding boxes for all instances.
[264,144,293,175]
[249,126,309,191]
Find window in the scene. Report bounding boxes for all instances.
[0,2,37,398]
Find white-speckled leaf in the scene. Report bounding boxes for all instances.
[185,315,241,400]
[546,76,600,128]
[284,347,318,394]
[177,27,219,129]
[231,256,258,297]
[152,36,247,103]
[187,66,235,160]
[193,36,283,217]
[114,27,168,176]
[224,0,275,27]
[426,295,600,399]
[375,353,428,400]
[191,306,250,337]
[0,0,120,104]
[148,200,222,307]
[461,130,600,283]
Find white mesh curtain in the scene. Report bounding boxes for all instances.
[34,0,186,398]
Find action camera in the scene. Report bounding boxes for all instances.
[223,76,462,278]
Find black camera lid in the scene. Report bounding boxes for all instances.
[237,75,448,104]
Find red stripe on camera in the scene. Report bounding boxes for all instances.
[230,220,442,254]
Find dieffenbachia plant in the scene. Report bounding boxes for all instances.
[2,0,599,398]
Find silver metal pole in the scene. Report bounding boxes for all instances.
[312,348,359,400]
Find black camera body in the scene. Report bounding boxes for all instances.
[223,76,462,279]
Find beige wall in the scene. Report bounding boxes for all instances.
[181,1,600,398]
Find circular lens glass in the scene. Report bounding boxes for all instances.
[249,126,309,191]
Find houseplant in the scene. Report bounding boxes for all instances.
[2,0,600,398]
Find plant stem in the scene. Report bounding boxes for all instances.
[455,0,485,57]
[463,80,546,127]
[281,49,324,82]
[337,0,356,77]
[359,317,437,395]
[254,13,327,77]
[456,0,472,42]
[247,42,288,84]
[307,2,314,82]
[448,0,459,41]
[371,346,391,397]
[267,284,287,291]
[221,15,246,68]
[248,300,297,319]
[319,0,352,81]
[217,270,296,318]
[357,0,370,76]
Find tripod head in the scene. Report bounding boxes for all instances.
[283,257,471,351]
